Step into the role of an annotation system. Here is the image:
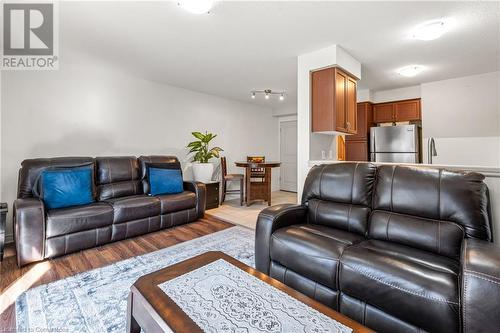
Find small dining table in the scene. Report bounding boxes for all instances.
[235,161,281,206]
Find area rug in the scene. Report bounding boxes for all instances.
[16,226,255,333]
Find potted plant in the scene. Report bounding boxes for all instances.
[187,131,223,182]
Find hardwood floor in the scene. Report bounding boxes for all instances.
[0,215,234,330]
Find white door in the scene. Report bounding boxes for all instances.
[280,120,298,192]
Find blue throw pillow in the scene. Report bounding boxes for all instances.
[40,166,94,209]
[148,167,183,195]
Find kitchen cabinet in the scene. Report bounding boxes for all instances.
[345,102,373,161]
[373,98,421,123]
[311,67,358,134]
[346,140,368,161]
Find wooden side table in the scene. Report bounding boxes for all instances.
[204,182,220,210]
[0,203,7,261]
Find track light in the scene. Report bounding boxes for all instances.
[250,89,286,101]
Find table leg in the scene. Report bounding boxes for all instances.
[266,167,272,206]
[127,292,141,333]
[245,167,251,206]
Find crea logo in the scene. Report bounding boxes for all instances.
[1,2,59,70]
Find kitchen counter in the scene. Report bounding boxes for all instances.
[308,160,500,178]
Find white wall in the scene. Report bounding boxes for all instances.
[421,71,500,166]
[273,105,297,117]
[357,89,371,103]
[371,85,421,103]
[1,55,279,241]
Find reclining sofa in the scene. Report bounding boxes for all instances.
[256,162,499,333]
[14,155,206,267]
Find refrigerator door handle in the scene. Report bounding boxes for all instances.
[371,129,376,161]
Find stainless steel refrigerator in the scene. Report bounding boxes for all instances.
[370,125,421,163]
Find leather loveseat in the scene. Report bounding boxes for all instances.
[256,162,500,333]
[14,155,206,267]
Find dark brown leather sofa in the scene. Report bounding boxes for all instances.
[256,162,499,333]
[14,155,206,267]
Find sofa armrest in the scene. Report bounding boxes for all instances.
[184,181,206,219]
[462,238,500,332]
[255,204,308,274]
[14,198,46,267]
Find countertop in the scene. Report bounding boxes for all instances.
[308,160,500,178]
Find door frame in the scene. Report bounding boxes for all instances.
[278,115,298,192]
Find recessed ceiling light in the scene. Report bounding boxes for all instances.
[178,0,214,14]
[411,18,453,41]
[397,65,425,77]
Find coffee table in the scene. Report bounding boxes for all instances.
[127,251,372,333]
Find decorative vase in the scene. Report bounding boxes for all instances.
[192,162,214,183]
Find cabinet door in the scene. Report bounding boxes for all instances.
[311,68,335,132]
[395,99,421,121]
[335,69,347,132]
[345,140,368,161]
[373,103,394,123]
[346,76,357,134]
[348,103,368,141]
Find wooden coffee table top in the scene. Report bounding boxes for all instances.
[129,251,373,333]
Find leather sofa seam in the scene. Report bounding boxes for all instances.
[465,271,500,284]
[341,261,459,305]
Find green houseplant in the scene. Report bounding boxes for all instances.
[187,131,223,182]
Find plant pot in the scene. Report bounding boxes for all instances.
[192,163,214,183]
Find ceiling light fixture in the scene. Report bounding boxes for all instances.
[397,65,425,77]
[411,18,453,41]
[250,89,286,101]
[178,0,214,14]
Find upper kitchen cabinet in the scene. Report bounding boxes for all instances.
[347,102,373,141]
[373,98,421,123]
[311,67,358,134]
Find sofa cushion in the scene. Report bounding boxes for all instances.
[373,165,491,241]
[302,163,377,236]
[38,166,95,209]
[339,240,460,333]
[271,224,364,289]
[96,157,142,200]
[148,167,183,195]
[157,191,196,214]
[106,195,160,223]
[46,202,113,238]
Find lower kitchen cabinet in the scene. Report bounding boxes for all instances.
[345,140,369,161]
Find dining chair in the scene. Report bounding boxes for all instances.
[220,157,244,206]
[247,156,266,181]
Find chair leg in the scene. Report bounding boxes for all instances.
[221,180,226,203]
[240,178,244,206]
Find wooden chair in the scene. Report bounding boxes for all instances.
[220,157,244,206]
[247,156,266,181]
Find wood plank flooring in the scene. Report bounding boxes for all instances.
[0,215,234,330]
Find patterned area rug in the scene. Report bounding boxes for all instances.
[16,226,254,333]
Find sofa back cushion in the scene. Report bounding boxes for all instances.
[18,157,95,199]
[370,165,491,259]
[96,156,142,200]
[302,163,377,235]
[138,156,181,193]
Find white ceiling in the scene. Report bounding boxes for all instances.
[60,1,500,109]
